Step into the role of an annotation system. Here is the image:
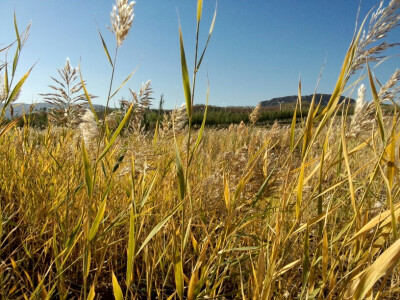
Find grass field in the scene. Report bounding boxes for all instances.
[1,0,400,299]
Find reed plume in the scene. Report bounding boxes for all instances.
[111,0,136,46]
[40,58,96,128]
[79,109,99,144]
[172,103,187,131]
[249,103,261,124]
[351,0,400,73]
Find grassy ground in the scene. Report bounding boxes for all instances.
[1,116,400,299]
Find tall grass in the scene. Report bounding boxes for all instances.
[1,0,400,299]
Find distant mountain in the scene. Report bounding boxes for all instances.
[260,94,355,107]
[1,102,106,119]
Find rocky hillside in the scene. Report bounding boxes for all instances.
[260,94,354,107]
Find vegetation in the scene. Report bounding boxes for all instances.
[1,0,400,299]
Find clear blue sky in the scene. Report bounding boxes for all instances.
[1,0,399,109]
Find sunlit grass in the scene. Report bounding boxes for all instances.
[1,0,400,299]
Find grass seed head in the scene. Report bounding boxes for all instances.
[79,109,99,144]
[351,0,400,73]
[172,103,187,131]
[249,103,261,124]
[111,0,136,46]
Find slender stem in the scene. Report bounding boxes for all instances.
[185,21,200,174]
[105,46,119,120]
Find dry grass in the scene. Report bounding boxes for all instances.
[1,0,400,299]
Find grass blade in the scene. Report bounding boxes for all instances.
[14,12,21,50]
[173,232,184,299]
[341,118,360,225]
[136,197,187,256]
[98,29,113,67]
[174,134,186,201]
[197,3,217,69]
[0,117,21,138]
[189,83,209,165]
[88,194,107,242]
[301,223,310,297]
[290,101,298,151]
[296,163,305,219]
[81,139,93,198]
[4,61,9,95]
[97,104,134,163]
[12,47,19,77]
[197,0,203,22]
[87,285,95,300]
[109,66,139,100]
[126,207,135,287]
[179,23,192,118]
[367,63,385,143]
[322,227,328,282]
[352,238,400,300]
[112,272,124,300]
[79,68,100,124]
[1,66,33,119]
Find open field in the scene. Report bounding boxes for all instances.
[1,0,400,299]
[1,115,400,299]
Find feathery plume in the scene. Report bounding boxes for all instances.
[378,69,400,102]
[111,0,136,46]
[351,0,400,73]
[238,120,246,133]
[79,109,99,144]
[349,84,374,137]
[172,103,187,131]
[0,75,6,102]
[249,103,261,124]
[105,110,125,130]
[354,83,366,117]
[40,58,95,128]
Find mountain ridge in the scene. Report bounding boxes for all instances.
[260,93,355,107]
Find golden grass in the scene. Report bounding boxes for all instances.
[1,0,400,299]
[0,120,399,298]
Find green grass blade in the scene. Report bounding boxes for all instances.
[140,172,158,209]
[79,68,100,124]
[88,195,107,242]
[197,4,217,69]
[12,47,19,77]
[14,12,21,50]
[81,139,93,198]
[251,167,275,206]
[98,29,113,67]
[126,207,135,287]
[2,66,33,118]
[97,104,134,163]
[174,133,186,201]
[109,66,139,100]
[179,24,192,119]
